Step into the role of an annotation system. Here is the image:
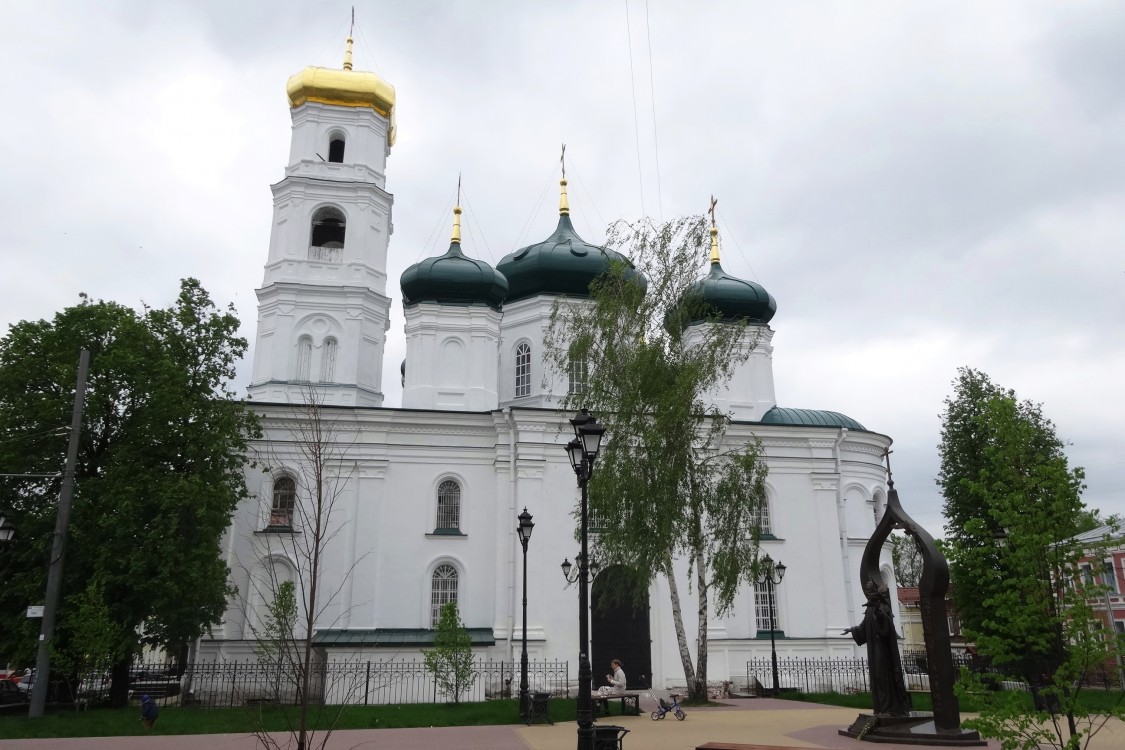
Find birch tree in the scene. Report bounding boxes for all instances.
[544,216,769,701]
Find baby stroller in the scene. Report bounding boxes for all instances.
[650,692,685,721]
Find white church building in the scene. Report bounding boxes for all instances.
[203,40,898,691]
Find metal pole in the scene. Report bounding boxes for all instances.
[30,348,89,717]
[519,532,530,719]
[768,581,780,695]
[576,461,594,750]
[1102,566,1125,691]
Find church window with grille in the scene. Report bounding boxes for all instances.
[430,564,459,627]
[320,338,338,382]
[568,356,587,396]
[755,581,778,633]
[435,480,461,532]
[270,476,296,528]
[296,337,313,381]
[515,343,531,398]
[750,498,771,537]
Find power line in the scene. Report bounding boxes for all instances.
[644,0,663,221]
[624,0,647,219]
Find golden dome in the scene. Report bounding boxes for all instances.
[285,38,397,145]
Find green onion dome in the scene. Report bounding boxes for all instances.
[680,225,776,325]
[400,207,509,311]
[497,179,645,303]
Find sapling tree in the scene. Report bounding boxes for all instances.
[423,602,476,704]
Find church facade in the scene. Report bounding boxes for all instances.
[203,41,898,692]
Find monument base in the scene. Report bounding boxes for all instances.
[839,713,986,746]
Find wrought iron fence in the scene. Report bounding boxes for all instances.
[745,651,1117,696]
[77,657,569,709]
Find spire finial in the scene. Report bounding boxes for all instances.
[883,448,895,489]
[559,144,570,216]
[452,174,463,243]
[708,195,720,264]
[343,7,355,70]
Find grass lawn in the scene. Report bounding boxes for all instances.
[0,697,630,739]
[785,689,1125,715]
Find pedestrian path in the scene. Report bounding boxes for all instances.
[4,696,1124,750]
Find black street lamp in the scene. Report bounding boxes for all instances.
[517,508,535,720]
[755,554,786,696]
[563,409,604,750]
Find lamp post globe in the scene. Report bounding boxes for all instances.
[517,508,534,720]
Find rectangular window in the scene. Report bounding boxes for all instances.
[755,582,778,632]
[1081,563,1094,586]
[750,501,771,536]
[1115,620,1125,634]
[1105,560,1119,594]
[568,357,587,396]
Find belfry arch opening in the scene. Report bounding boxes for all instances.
[328,136,345,163]
[311,206,346,249]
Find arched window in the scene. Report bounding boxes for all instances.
[310,206,346,260]
[270,477,296,528]
[296,337,312,381]
[328,136,345,163]
[568,356,587,396]
[430,564,459,628]
[514,343,531,398]
[436,480,461,532]
[320,338,338,383]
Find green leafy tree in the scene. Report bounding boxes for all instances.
[891,532,925,588]
[544,216,769,701]
[423,602,475,704]
[0,279,258,706]
[938,367,1123,747]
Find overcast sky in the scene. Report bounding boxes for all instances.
[2,0,1122,535]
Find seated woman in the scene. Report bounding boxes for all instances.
[598,659,626,696]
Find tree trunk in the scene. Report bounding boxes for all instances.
[108,656,131,709]
[663,557,697,695]
[694,549,708,703]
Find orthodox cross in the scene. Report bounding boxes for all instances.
[560,143,567,179]
[708,195,718,227]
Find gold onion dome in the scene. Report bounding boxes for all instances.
[286,36,397,144]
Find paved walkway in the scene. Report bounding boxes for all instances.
[4,696,1125,750]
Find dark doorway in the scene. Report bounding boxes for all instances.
[591,565,651,689]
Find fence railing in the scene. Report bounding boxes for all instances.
[744,651,1119,695]
[77,658,569,709]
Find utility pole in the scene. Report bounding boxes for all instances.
[29,349,89,717]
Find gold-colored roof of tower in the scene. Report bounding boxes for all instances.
[286,34,397,145]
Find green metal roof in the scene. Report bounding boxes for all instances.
[758,406,865,431]
[311,628,496,648]
[400,241,508,310]
[496,215,645,303]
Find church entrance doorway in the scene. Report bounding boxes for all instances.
[591,565,651,689]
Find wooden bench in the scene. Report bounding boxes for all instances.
[591,690,642,716]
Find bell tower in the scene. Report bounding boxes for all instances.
[247,32,396,406]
